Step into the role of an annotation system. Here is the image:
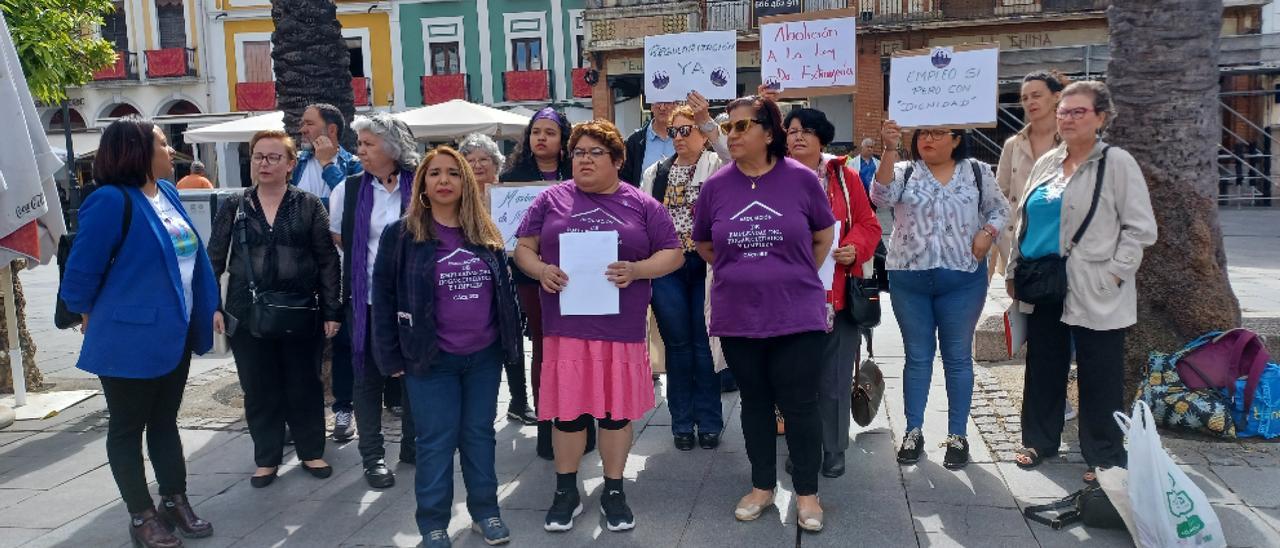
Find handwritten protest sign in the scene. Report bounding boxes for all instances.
[489,183,552,252]
[644,31,737,102]
[889,44,999,129]
[759,9,858,97]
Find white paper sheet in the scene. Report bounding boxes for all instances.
[559,231,619,316]
[1004,303,1027,358]
[820,221,840,291]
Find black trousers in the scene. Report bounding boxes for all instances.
[99,338,193,514]
[353,307,415,467]
[722,331,826,496]
[231,331,326,467]
[1021,300,1128,468]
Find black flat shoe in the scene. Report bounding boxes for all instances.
[300,462,333,479]
[942,435,970,470]
[364,461,395,489]
[897,428,924,465]
[673,434,695,451]
[250,469,278,488]
[821,452,845,478]
[697,432,721,450]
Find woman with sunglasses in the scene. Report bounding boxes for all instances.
[515,120,682,533]
[639,93,728,452]
[873,121,1010,470]
[783,108,882,478]
[693,96,836,532]
[209,130,341,488]
[1007,82,1155,484]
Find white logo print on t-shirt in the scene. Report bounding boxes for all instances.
[727,201,784,259]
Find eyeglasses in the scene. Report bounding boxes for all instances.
[571,147,609,161]
[667,125,696,138]
[251,153,286,165]
[917,129,956,141]
[467,157,494,166]
[1055,107,1095,120]
[786,127,817,138]
[720,118,768,135]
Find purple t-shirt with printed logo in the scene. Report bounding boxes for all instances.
[433,223,498,355]
[692,157,837,338]
[516,181,680,342]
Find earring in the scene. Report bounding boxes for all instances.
[419,193,431,209]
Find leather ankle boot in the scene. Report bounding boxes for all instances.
[159,494,213,538]
[129,507,182,548]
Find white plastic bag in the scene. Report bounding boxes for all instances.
[1115,400,1226,548]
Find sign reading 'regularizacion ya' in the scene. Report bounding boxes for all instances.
[759,14,857,95]
[644,31,737,102]
[888,44,1000,129]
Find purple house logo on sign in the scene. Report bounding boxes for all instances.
[930,47,952,69]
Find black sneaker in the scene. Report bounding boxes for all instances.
[543,489,582,532]
[697,432,721,450]
[897,428,924,465]
[600,489,635,532]
[507,406,538,426]
[941,435,970,470]
[673,433,695,451]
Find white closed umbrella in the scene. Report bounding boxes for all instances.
[183,111,285,143]
[394,100,531,141]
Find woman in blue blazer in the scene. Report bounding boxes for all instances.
[60,117,219,548]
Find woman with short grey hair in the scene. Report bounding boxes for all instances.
[459,133,506,189]
[456,132,538,425]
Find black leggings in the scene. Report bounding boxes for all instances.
[554,414,629,432]
[99,339,193,514]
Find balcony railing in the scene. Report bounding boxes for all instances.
[504,70,551,102]
[235,82,277,111]
[145,47,196,78]
[352,77,371,107]
[92,51,138,81]
[421,73,468,105]
[703,0,1110,30]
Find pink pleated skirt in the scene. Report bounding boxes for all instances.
[537,336,655,421]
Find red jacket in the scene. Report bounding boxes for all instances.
[824,156,882,311]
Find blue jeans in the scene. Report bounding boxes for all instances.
[651,252,723,436]
[404,344,503,533]
[888,264,987,436]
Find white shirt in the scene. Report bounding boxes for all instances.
[329,177,404,304]
[296,157,329,199]
[147,190,198,318]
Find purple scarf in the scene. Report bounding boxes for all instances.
[351,169,415,373]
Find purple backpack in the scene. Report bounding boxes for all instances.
[1177,329,1271,412]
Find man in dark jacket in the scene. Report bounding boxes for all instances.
[619,101,677,186]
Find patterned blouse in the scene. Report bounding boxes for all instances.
[871,159,1011,273]
[662,163,700,252]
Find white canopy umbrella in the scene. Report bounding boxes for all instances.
[394,100,530,141]
[183,111,284,143]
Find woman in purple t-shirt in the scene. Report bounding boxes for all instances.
[514,120,683,534]
[692,96,836,533]
[370,146,525,545]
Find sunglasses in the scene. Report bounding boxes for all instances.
[720,118,769,135]
[667,125,696,138]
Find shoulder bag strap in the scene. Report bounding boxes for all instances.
[970,159,984,208]
[235,190,257,298]
[107,185,133,266]
[1065,146,1111,256]
[1023,491,1084,530]
[833,160,853,228]
[652,155,677,201]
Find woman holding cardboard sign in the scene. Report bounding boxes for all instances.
[514,119,682,534]
[873,120,1010,470]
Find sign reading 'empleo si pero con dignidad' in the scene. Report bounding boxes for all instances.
[888,44,1000,129]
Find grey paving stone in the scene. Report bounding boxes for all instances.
[0,526,48,547]
[802,466,914,548]
[15,499,131,548]
[1184,465,1244,505]
[902,462,1020,508]
[185,432,259,474]
[1215,503,1280,548]
[0,487,40,511]
[0,431,36,448]
[678,470,798,548]
[910,501,1036,545]
[1211,465,1280,508]
[184,472,249,498]
[1250,506,1280,536]
[232,499,391,547]
[997,461,1089,502]
[0,466,121,528]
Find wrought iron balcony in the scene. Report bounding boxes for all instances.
[420,74,468,105]
[92,51,139,81]
[145,47,196,78]
[504,70,551,102]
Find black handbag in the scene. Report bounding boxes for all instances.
[235,192,319,339]
[832,164,882,328]
[1013,147,1110,306]
[851,329,885,427]
[55,185,131,329]
[1024,485,1127,531]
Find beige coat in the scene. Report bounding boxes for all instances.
[1006,142,1158,331]
[992,129,1042,278]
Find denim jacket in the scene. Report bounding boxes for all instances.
[371,220,524,377]
[291,147,363,192]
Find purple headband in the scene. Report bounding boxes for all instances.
[532,107,562,125]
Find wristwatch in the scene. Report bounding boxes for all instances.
[700,119,719,133]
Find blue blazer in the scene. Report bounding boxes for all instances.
[60,180,219,378]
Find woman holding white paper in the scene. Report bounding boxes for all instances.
[514,119,682,534]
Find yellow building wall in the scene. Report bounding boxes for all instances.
[223,13,393,111]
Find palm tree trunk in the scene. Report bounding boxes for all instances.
[271,0,356,150]
[1107,0,1241,397]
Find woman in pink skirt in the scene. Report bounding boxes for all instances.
[514,119,683,534]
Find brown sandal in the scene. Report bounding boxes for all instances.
[1014,447,1056,469]
[1083,467,1098,485]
